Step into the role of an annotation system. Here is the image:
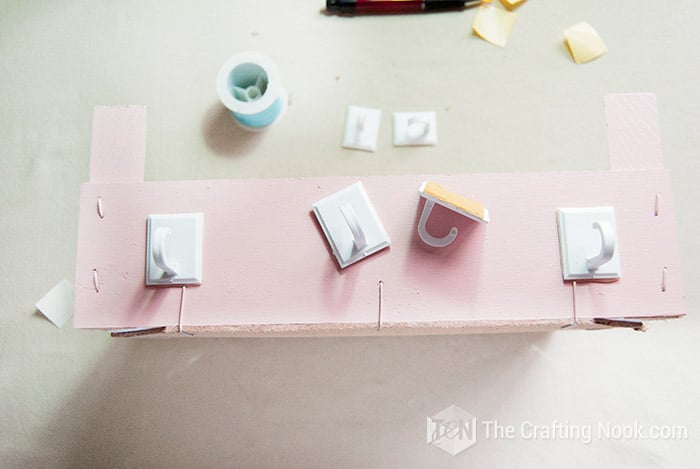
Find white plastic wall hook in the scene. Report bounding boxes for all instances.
[339,203,368,251]
[557,207,621,281]
[146,213,204,286]
[393,112,437,146]
[586,221,616,271]
[151,227,178,277]
[312,182,391,268]
[407,117,430,139]
[418,199,459,248]
[417,181,489,248]
[342,106,381,152]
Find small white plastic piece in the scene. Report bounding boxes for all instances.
[342,106,381,152]
[146,213,204,286]
[312,182,391,268]
[393,112,437,146]
[557,207,621,281]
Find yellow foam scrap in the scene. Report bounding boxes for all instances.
[472,4,517,48]
[499,0,526,10]
[564,22,608,64]
[420,181,489,223]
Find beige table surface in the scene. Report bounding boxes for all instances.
[2,1,699,467]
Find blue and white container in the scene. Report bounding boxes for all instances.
[216,52,287,131]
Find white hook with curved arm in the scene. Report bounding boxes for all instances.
[146,213,204,286]
[151,227,179,278]
[339,203,368,252]
[417,199,459,248]
[556,207,621,281]
[311,182,391,269]
[416,181,489,248]
[393,112,437,146]
[586,221,616,271]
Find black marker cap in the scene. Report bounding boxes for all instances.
[326,0,357,13]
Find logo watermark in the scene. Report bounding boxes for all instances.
[426,405,477,456]
[428,406,688,456]
[482,419,689,445]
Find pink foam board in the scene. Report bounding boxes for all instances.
[73,93,686,334]
[74,170,684,329]
[89,105,146,184]
[605,93,664,171]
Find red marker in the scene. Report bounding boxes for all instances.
[326,0,482,14]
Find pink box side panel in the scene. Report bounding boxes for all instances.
[74,171,685,329]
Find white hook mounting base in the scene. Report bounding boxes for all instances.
[342,106,381,152]
[557,207,621,281]
[312,182,391,269]
[146,213,204,286]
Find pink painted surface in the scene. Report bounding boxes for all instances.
[73,94,686,331]
[74,170,685,329]
[89,106,146,183]
[605,93,664,171]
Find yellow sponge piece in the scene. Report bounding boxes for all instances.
[472,4,517,48]
[564,22,608,64]
[419,181,489,223]
[499,0,526,10]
